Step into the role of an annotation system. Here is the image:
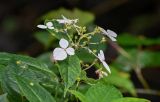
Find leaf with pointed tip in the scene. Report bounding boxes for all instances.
[58,55,81,92]
[0,52,57,80]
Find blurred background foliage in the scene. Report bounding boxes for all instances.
[0,0,160,102]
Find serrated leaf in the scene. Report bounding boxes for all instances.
[0,93,9,102]
[112,97,150,102]
[69,90,89,102]
[15,76,56,102]
[85,83,123,102]
[0,52,57,80]
[58,55,81,92]
[1,66,22,102]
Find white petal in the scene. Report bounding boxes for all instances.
[107,29,117,37]
[37,25,47,29]
[99,50,105,60]
[108,36,117,41]
[57,19,65,24]
[98,53,102,61]
[102,61,111,73]
[46,22,53,27]
[48,26,54,29]
[53,48,67,61]
[66,47,75,55]
[59,38,69,49]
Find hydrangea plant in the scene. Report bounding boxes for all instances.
[0,16,150,102]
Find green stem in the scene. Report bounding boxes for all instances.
[84,59,98,71]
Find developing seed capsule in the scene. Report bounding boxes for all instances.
[93,49,97,53]
[101,37,106,43]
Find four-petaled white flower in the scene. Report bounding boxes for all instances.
[37,22,54,29]
[57,15,78,25]
[53,38,75,61]
[97,50,111,73]
[99,27,117,41]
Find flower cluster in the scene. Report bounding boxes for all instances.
[37,15,117,78]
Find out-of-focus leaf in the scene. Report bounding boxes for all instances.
[0,93,9,102]
[41,8,94,26]
[101,74,136,96]
[58,55,81,93]
[118,34,160,46]
[16,76,56,102]
[112,50,160,71]
[85,83,123,102]
[112,97,150,102]
[34,31,55,48]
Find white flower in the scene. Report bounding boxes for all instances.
[99,27,117,41]
[53,38,75,61]
[37,22,54,29]
[57,15,78,25]
[97,50,111,73]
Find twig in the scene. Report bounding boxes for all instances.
[136,88,160,96]
[134,68,150,89]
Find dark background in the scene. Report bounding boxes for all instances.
[0,0,160,53]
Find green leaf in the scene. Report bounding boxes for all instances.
[34,31,55,48]
[69,90,89,102]
[0,65,6,82]
[37,52,59,75]
[1,65,22,102]
[0,52,57,80]
[118,34,160,46]
[101,74,136,96]
[58,55,81,92]
[112,49,160,71]
[0,93,9,102]
[112,97,150,102]
[15,76,56,102]
[85,83,123,102]
[76,48,95,63]
[41,8,94,26]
